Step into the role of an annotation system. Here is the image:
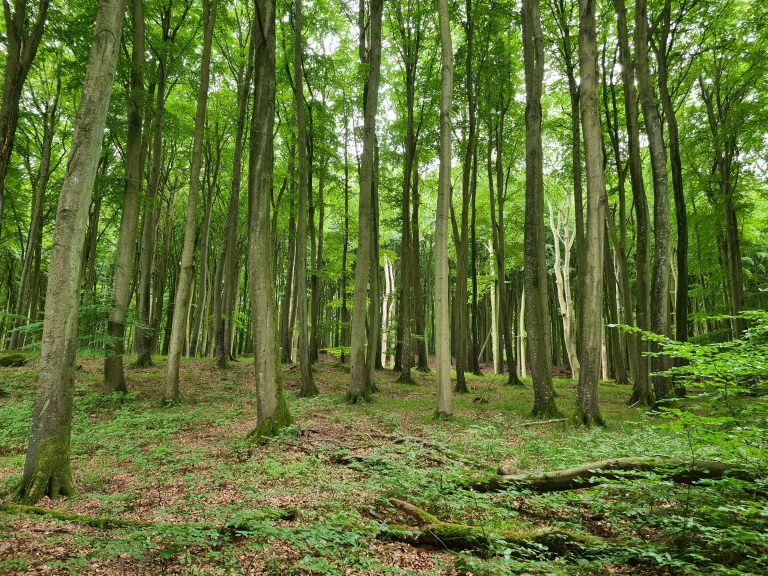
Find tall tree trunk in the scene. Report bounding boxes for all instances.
[215,27,254,368]
[604,222,627,383]
[279,167,296,364]
[17,0,125,504]
[601,44,639,386]
[613,0,652,406]
[411,155,429,371]
[293,0,318,398]
[135,68,167,367]
[309,155,325,363]
[576,0,606,426]
[0,0,50,239]
[8,72,60,351]
[348,0,384,403]
[436,0,453,418]
[551,0,585,343]
[248,0,291,437]
[653,2,687,343]
[340,115,350,364]
[165,0,218,403]
[190,132,221,357]
[635,0,672,401]
[104,0,145,391]
[522,0,558,417]
[488,117,522,386]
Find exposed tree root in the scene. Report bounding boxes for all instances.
[381,498,591,554]
[0,503,296,536]
[471,457,760,492]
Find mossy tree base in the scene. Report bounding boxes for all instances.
[15,464,75,504]
[247,396,292,441]
[383,498,590,554]
[506,374,525,387]
[531,402,562,419]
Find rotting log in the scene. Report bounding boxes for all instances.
[381,498,591,554]
[0,503,295,535]
[471,457,759,492]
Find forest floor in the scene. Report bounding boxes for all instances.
[0,355,763,575]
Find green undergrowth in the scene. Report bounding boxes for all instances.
[0,354,765,574]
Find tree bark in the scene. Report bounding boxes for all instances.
[635,0,672,401]
[17,0,125,504]
[165,0,218,403]
[435,0,453,418]
[575,0,606,426]
[247,0,291,438]
[522,0,558,417]
[348,0,384,403]
[292,0,317,398]
[104,0,145,391]
[613,0,652,406]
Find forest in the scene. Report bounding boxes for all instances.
[0,0,767,574]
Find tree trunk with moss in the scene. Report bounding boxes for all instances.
[522,0,558,417]
[17,0,125,504]
[247,0,291,438]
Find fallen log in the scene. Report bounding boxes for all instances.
[381,497,591,554]
[0,503,295,536]
[520,418,567,427]
[471,457,759,492]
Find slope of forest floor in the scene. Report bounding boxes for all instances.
[0,355,764,575]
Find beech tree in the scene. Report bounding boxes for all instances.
[17,0,125,503]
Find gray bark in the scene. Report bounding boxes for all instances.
[435,0,453,418]
[17,0,126,504]
[165,0,218,403]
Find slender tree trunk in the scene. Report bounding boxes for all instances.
[135,68,167,367]
[9,73,60,351]
[411,157,429,371]
[487,119,522,386]
[522,0,558,416]
[0,0,50,239]
[653,4,687,343]
[105,0,145,391]
[165,0,218,403]
[348,0,384,402]
[215,33,254,368]
[635,0,672,401]
[17,0,125,504]
[436,0,453,418]
[613,0,652,406]
[279,185,296,364]
[604,222,627,383]
[340,115,350,363]
[292,0,318,398]
[190,134,221,357]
